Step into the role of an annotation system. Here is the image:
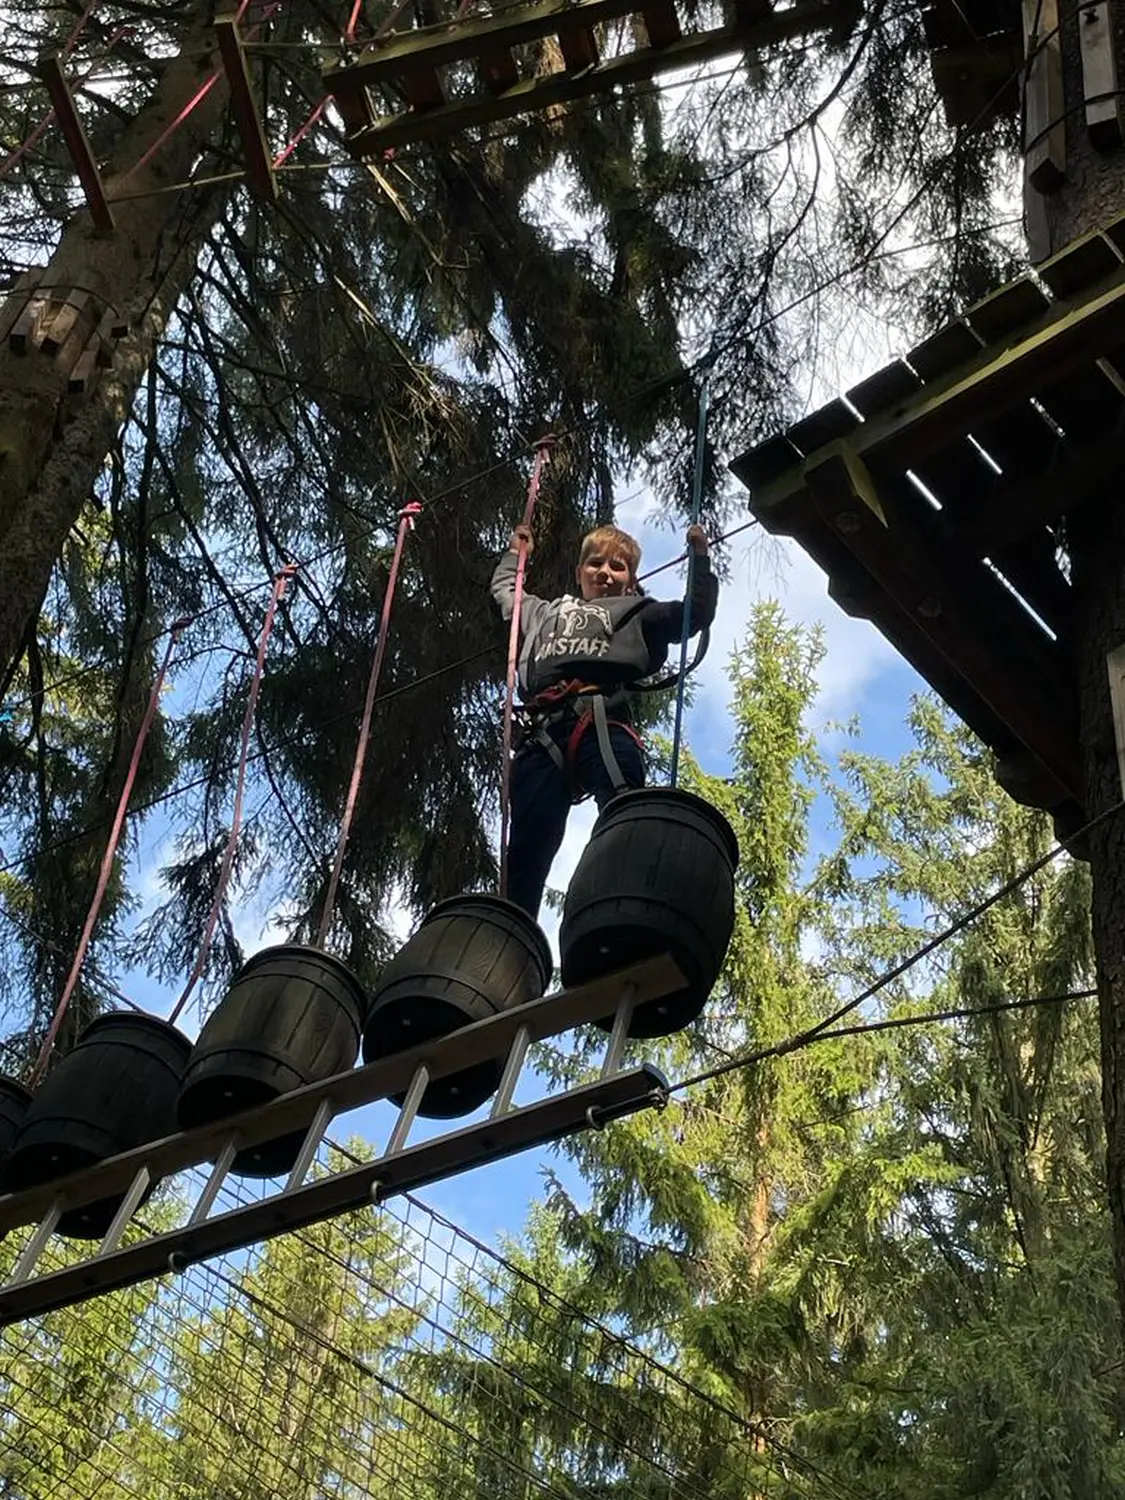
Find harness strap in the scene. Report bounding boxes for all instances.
[520,684,642,803]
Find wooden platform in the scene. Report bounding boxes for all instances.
[731,217,1125,832]
[920,0,1020,128]
[325,0,856,154]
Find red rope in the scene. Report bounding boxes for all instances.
[346,0,416,47]
[498,438,554,901]
[315,502,421,947]
[169,566,295,1025]
[132,0,275,175]
[30,622,189,1084]
[273,96,327,166]
[0,20,130,182]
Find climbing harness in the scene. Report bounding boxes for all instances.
[669,359,713,788]
[516,679,646,803]
[317,501,422,946]
[169,565,296,1025]
[498,438,555,901]
[30,620,190,1084]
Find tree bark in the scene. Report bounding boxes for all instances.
[0,29,234,676]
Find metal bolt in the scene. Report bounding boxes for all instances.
[835,511,861,534]
[917,597,942,619]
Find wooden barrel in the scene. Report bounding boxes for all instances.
[1,1013,190,1239]
[176,944,364,1178]
[0,1076,31,1162]
[559,788,739,1037]
[363,895,552,1119]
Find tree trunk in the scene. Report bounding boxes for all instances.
[0,29,234,676]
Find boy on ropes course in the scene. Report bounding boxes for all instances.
[492,521,717,919]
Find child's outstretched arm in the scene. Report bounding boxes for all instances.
[642,526,719,649]
[490,528,546,628]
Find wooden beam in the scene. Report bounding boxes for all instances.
[803,446,1082,802]
[816,270,1125,475]
[215,15,277,202]
[340,0,843,152]
[640,0,681,47]
[39,55,113,234]
[332,0,646,82]
[1078,0,1122,148]
[1023,0,1066,191]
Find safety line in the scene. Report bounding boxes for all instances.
[169,567,295,1024]
[498,438,554,901]
[29,622,188,1084]
[316,502,422,946]
[669,363,711,786]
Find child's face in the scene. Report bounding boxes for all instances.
[576,546,634,601]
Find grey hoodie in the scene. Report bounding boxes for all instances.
[491,549,718,700]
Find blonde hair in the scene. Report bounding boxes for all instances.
[578,525,641,580]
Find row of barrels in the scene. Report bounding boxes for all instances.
[0,789,738,1240]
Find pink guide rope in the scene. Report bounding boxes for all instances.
[346,0,413,47]
[315,502,422,947]
[169,566,296,1025]
[273,97,327,166]
[1,20,130,182]
[132,0,272,175]
[30,622,189,1084]
[498,437,554,901]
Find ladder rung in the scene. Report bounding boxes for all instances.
[400,64,447,108]
[640,0,680,47]
[333,81,375,134]
[731,0,772,22]
[559,26,598,68]
[479,46,520,93]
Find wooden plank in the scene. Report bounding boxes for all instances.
[39,55,114,233]
[730,432,803,491]
[964,275,1050,343]
[988,536,1071,637]
[640,0,681,46]
[907,320,982,382]
[1037,226,1124,298]
[331,0,648,82]
[215,16,278,202]
[909,436,999,523]
[969,398,1059,476]
[399,62,447,108]
[9,294,45,355]
[787,397,859,455]
[1034,359,1125,442]
[1078,0,1122,149]
[479,46,519,92]
[330,77,374,134]
[559,23,599,69]
[342,0,844,151]
[835,272,1125,474]
[930,36,1021,129]
[949,429,1119,551]
[803,447,1081,801]
[731,0,772,22]
[846,359,920,417]
[1023,0,1066,192]
[38,289,89,356]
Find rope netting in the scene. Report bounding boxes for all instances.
[0,1157,836,1500]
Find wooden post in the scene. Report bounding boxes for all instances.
[39,55,114,234]
[215,15,278,201]
[1078,0,1123,149]
[1023,0,1066,192]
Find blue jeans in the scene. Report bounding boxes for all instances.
[505,715,645,920]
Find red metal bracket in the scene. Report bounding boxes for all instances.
[215,14,278,202]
